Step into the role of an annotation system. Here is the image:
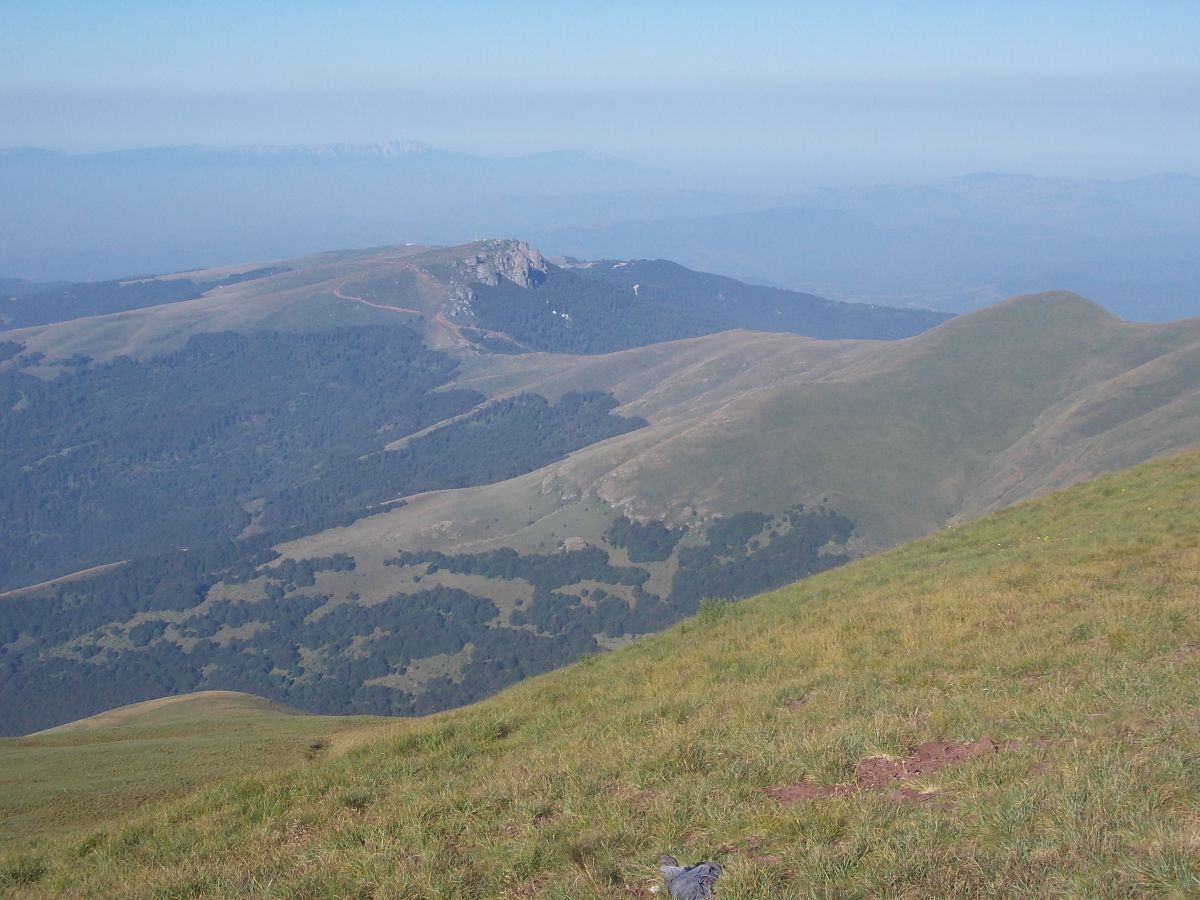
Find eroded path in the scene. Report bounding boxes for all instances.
[333,281,421,315]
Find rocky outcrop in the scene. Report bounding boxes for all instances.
[437,240,550,326]
[463,240,548,288]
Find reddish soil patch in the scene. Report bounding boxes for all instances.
[856,736,998,786]
[767,735,1001,804]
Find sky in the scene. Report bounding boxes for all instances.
[2,0,1198,180]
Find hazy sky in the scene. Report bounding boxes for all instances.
[3,0,1198,180]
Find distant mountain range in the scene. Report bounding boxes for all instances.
[531,173,1200,322]
[3,145,1196,322]
[0,239,947,348]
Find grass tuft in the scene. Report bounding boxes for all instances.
[696,597,736,626]
[0,854,47,888]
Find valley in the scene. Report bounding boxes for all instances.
[2,239,1198,736]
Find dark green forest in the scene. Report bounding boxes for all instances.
[0,506,855,734]
[0,326,644,590]
[258,390,644,533]
[0,254,889,735]
[604,515,685,561]
[467,260,950,353]
[574,261,950,339]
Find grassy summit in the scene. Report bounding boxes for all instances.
[5,451,1200,897]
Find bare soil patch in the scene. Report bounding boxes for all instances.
[767,735,1003,804]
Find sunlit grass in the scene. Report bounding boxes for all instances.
[6,451,1200,897]
[0,705,388,854]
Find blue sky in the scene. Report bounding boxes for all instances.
[2,0,1197,179]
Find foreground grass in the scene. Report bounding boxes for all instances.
[0,701,387,855]
[6,452,1200,897]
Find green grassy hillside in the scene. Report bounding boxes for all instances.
[5,451,1199,897]
[252,292,1200,717]
[317,291,1200,558]
[542,291,1200,546]
[0,694,386,854]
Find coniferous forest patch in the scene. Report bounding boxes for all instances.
[0,506,854,734]
[0,326,643,590]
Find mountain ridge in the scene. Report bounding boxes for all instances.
[4,278,1198,733]
[0,238,949,361]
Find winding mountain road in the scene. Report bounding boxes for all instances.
[333,281,421,315]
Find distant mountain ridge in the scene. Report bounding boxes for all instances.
[0,145,669,280]
[0,238,948,347]
[6,140,1195,319]
[533,173,1200,322]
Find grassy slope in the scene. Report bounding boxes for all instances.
[277,293,1200,580]
[0,695,386,853]
[6,451,1199,897]
[552,292,1195,546]
[0,246,425,368]
[31,691,303,734]
[7,282,1200,737]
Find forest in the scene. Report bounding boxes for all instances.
[0,505,857,735]
[467,260,950,353]
[0,326,643,590]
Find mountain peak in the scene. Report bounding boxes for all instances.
[988,289,1121,324]
[923,290,1120,343]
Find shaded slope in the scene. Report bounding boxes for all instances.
[959,335,1200,519]
[7,450,1200,896]
[469,256,948,352]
